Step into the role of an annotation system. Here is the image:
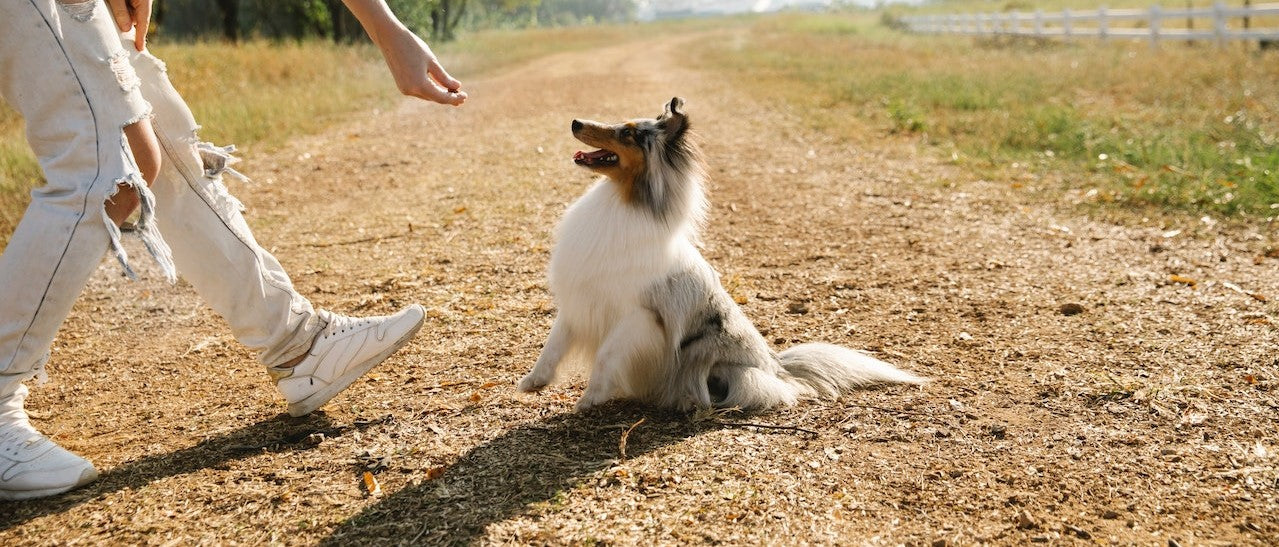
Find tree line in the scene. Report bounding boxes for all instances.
[152,0,637,43]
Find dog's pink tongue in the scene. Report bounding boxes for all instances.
[576,149,611,161]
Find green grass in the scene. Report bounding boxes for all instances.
[693,12,1279,217]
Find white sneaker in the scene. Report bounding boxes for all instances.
[270,305,426,417]
[0,387,98,501]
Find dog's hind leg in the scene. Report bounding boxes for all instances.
[577,309,665,411]
[518,314,573,392]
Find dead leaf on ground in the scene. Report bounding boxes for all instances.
[362,471,381,497]
[1170,275,1198,288]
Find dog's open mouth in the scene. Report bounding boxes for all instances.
[573,149,619,167]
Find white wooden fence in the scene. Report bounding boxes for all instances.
[900,2,1279,44]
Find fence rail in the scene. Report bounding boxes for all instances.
[900,2,1279,44]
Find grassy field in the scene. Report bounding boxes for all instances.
[693,11,1279,218]
[4,11,1277,245]
[900,0,1241,12]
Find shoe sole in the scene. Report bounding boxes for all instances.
[0,467,98,501]
[285,307,426,417]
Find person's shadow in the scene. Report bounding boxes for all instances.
[0,412,374,530]
[323,404,709,545]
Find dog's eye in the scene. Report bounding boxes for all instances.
[620,127,634,139]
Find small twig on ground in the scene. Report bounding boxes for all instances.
[618,417,646,460]
[715,421,819,436]
[411,522,432,544]
[1215,466,1276,478]
[304,233,407,248]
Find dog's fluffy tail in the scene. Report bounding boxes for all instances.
[778,343,926,399]
[711,343,925,410]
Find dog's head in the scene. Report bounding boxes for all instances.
[570,97,699,213]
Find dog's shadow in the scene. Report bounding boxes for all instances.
[323,405,706,545]
[0,412,363,531]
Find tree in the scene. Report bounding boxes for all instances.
[215,0,239,41]
[150,0,631,42]
[432,0,469,41]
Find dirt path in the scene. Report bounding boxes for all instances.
[2,31,1277,545]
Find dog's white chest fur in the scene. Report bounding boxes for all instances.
[548,179,687,346]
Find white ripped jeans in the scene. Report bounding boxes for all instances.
[0,0,324,401]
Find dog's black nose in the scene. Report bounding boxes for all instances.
[571,120,583,133]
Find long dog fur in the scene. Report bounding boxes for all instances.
[518,97,925,411]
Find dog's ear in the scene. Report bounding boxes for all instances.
[660,97,689,138]
[665,97,685,117]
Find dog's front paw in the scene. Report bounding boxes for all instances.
[575,392,610,411]
[517,373,549,393]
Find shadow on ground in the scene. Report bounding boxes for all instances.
[0,412,377,530]
[325,405,705,545]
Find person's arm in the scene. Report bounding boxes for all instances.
[342,0,467,106]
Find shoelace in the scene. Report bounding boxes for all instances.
[322,314,377,338]
[0,423,44,456]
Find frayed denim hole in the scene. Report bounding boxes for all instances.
[104,173,177,283]
[108,52,142,93]
[56,0,98,22]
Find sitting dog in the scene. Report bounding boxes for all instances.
[518,97,924,411]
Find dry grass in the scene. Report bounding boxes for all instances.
[693,13,1279,219]
[0,41,398,246]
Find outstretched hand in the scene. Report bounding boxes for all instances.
[106,0,152,52]
[377,27,467,106]
[342,0,467,107]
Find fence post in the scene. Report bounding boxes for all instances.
[1150,4,1161,49]
[1099,5,1109,41]
[1034,9,1044,37]
[1213,1,1226,47]
[1063,8,1073,38]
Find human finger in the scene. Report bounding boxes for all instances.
[427,61,462,93]
[409,81,467,106]
[106,0,133,33]
[133,0,153,51]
